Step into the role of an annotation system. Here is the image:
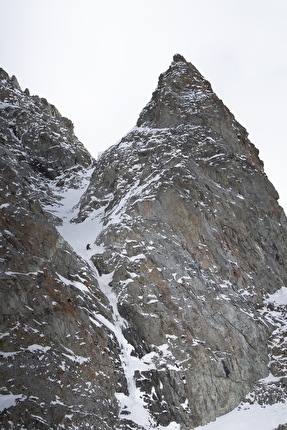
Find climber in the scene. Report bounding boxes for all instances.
[86,243,91,250]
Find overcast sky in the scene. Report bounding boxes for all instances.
[1,0,287,210]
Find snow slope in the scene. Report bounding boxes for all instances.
[195,401,287,430]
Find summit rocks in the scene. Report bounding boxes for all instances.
[1,57,287,429]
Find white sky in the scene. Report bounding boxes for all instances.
[1,0,287,211]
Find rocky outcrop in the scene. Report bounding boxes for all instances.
[1,56,287,429]
[0,70,122,429]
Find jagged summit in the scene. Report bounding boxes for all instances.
[172,53,187,62]
[0,67,22,91]
[137,54,215,129]
[0,66,92,180]
[135,54,265,178]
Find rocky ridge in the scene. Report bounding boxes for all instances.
[0,68,122,429]
[0,56,287,429]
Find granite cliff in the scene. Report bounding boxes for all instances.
[0,56,287,429]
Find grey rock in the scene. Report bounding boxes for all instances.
[1,56,287,429]
[77,55,287,427]
[0,69,122,429]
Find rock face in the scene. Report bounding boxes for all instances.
[1,56,287,429]
[0,69,121,429]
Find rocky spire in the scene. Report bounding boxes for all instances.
[78,55,287,428]
[136,54,263,173]
[137,53,216,129]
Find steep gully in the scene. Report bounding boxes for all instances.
[45,168,179,430]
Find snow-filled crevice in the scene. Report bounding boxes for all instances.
[44,170,178,430]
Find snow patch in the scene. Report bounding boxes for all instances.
[194,401,287,430]
[57,273,89,293]
[0,394,25,412]
[27,344,51,353]
[62,346,90,364]
[266,286,287,306]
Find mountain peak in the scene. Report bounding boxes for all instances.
[136,55,216,129]
[172,53,187,63]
